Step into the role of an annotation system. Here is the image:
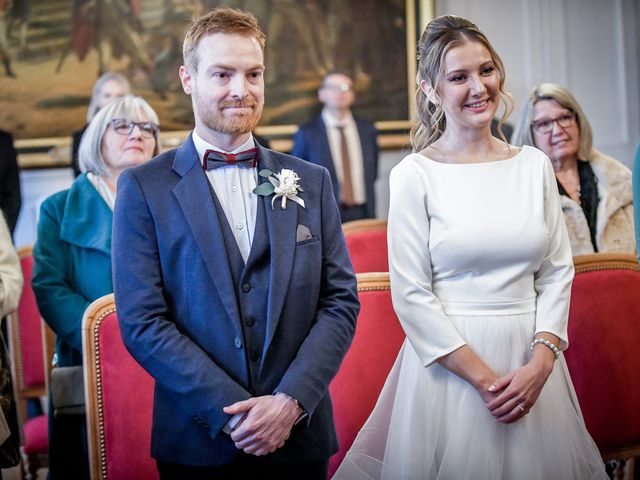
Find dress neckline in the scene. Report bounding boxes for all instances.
[417,145,527,166]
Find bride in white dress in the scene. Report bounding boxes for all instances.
[334,15,608,480]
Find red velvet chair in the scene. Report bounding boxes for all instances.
[7,245,50,479]
[82,294,157,480]
[342,219,388,273]
[328,272,405,478]
[564,253,640,464]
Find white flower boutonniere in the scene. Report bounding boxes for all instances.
[253,168,305,209]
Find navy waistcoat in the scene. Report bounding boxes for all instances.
[210,187,270,393]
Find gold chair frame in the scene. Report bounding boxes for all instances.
[571,252,640,463]
[342,219,388,237]
[81,293,117,480]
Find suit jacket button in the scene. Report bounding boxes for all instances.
[234,337,242,349]
[244,317,255,327]
[242,283,251,292]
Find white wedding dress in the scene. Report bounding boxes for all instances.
[334,146,608,480]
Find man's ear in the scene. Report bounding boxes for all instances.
[317,85,326,104]
[179,65,193,95]
[420,80,438,105]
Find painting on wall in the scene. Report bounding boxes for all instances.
[0,0,417,143]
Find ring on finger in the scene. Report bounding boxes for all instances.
[517,404,525,413]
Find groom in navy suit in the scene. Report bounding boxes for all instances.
[112,8,359,479]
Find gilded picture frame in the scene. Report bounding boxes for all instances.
[0,0,434,167]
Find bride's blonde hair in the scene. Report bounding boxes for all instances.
[411,15,514,152]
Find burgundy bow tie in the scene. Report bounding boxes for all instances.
[203,148,259,170]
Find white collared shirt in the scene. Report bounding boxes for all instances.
[192,131,258,263]
[322,109,366,205]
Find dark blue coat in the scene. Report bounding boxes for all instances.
[0,130,21,233]
[292,115,379,218]
[112,137,359,466]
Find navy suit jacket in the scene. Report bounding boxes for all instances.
[112,136,359,466]
[292,116,379,218]
[0,130,21,233]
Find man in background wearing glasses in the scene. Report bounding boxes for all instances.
[292,72,379,222]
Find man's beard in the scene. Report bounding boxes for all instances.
[194,93,263,135]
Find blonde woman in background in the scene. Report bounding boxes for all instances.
[512,83,634,255]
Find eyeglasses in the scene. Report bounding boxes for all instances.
[110,118,159,138]
[322,82,353,92]
[531,113,576,134]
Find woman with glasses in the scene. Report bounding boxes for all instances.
[512,83,634,255]
[33,95,159,479]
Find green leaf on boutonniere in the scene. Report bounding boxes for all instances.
[258,169,274,178]
[253,182,275,196]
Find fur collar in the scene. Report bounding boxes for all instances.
[587,149,633,207]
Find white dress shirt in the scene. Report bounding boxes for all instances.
[322,109,366,205]
[192,131,258,263]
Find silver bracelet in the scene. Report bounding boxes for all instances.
[530,338,560,359]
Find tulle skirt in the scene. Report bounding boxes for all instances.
[334,311,608,480]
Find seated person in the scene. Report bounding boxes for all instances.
[0,213,21,468]
[512,83,634,255]
[33,95,159,480]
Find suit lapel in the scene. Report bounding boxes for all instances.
[259,147,298,348]
[356,119,372,174]
[316,118,342,208]
[172,137,241,325]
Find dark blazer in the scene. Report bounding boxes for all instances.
[71,125,88,177]
[0,130,21,233]
[292,115,379,218]
[112,137,359,466]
